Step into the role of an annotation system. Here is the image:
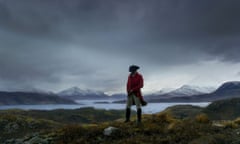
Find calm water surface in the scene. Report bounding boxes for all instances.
[0,100,210,114]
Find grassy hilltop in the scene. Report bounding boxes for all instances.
[2,98,240,143]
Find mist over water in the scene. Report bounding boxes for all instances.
[0,100,210,114]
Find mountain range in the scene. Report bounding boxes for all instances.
[149,85,216,97]
[167,85,215,96]
[57,86,109,100]
[146,81,240,102]
[0,92,76,105]
[57,81,240,103]
[144,85,216,101]
[57,85,216,101]
[1,81,240,105]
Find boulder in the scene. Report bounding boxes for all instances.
[103,126,119,136]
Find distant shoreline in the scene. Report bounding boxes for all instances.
[0,102,210,114]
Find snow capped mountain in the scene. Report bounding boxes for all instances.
[58,87,104,96]
[145,85,217,101]
[167,85,216,97]
[57,87,108,100]
[145,81,240,103]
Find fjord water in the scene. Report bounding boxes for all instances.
[0,100,209,114]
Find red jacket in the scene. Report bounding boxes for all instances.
[127,72,144,101]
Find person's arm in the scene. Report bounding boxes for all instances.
[126,76,131,94]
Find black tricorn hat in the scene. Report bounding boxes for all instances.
[129,65,140,72]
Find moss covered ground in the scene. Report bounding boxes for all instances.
[2,98,240,143]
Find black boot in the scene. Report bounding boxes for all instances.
[137,108,142,124]
[124,108,131,123]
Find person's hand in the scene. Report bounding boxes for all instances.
[128,90,133,96]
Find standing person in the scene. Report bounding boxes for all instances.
[125,65,147,124]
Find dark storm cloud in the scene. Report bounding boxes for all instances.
[0,0,240,91]
[1,0,240,45]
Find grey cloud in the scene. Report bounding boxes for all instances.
[0,0,240,92]
[1,0,240,41]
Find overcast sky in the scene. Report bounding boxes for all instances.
[0,0,240,94]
